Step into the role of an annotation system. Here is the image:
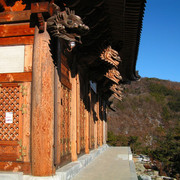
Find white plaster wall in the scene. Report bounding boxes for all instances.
[0,45,25,73]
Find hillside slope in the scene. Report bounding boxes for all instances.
[107,78,180,178]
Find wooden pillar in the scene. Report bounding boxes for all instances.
[70,75,78,161]
[96,99,101,146]
[54,39,61,166]
[76,73,80,154]
[94,101,98,149]
[103,101,107,144]
[105,108,108,143]
[103,120,106,144]
[85,81,89,154]
[31,25,55,176]
[99,99,103,146]
[100,120,103,146]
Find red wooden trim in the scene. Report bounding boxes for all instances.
[0,162,31,174]
[0,10,31,23]
[0,141,18,146]
[0,82,20,87]
[0,72,32,82]
[0,23,34,38]
[0,36,34,45]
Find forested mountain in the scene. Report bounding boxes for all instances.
[107,78,180,178]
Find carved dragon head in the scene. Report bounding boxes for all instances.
[47,6,89,43]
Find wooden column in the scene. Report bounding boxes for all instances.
[96,100,100,146]
[76,73,80,154]
[70,75,78,161]
[100,119,103,146]
[31,25,55,176]
[99,99,103,146]
[94,102,98,149]
[85,81,89,154]
[54,39,61,166]
[103,101,106,144]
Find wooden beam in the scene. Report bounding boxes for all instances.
[0,36,34,45]
[0,72,32,82]
[0,23,34,38]
[31,2,49,14]
[31,2,55,17]
[0,10,31,23]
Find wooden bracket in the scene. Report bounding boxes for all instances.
[37,13,45,33]
[31,2,49,13]
[31,2,54,33]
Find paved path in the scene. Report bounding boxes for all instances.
[72,147,138,180]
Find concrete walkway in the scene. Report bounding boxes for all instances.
[72,147,138,180]
[0,146,137,180]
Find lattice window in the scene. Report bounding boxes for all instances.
[0,84,21,141]
[60,84,71,158]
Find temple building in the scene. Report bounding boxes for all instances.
[0,0,146,178]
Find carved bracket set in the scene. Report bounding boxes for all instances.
[31,2,122,101]
[100,46,123,100]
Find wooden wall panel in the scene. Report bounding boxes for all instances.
[0,45,25,73]
[24,45,33,72]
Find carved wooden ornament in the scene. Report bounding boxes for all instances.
[47,5,89,43]
[100,46,121,67]
[105,68,122,84]
[110,84,123,101]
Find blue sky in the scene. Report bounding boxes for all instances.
[136,0,180,82]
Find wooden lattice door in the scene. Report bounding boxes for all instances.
[59,84,71,165]
[54,52,72,167]
[77,74,86,155]
[0,83,23,162]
